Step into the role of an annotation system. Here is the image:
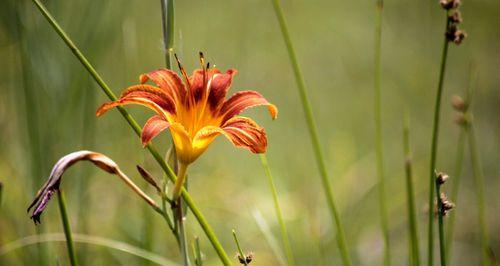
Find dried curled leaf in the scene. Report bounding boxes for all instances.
[28,151,124,224]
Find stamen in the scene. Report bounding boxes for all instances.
[174,53,191,89]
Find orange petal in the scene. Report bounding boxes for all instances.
[220,90,278,123]
[141,115,170,147]
[96,97,171,121]
[189,68,221,103]
[207,69,237,111]
[194,117,268,154]
[120,84,176,114]
[140,69,186,103]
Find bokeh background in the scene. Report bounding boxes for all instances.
[1,0,499,265]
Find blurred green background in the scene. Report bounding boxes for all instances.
[0,0,499,265]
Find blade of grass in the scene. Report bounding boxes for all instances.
[427,15,451,266]
[29,1,231,264]
[468,125,491,265]
[252,209,286,266]
[160,0,174,68]
[0,233,180,266]
[269,1,351,264]
[232,230,248,266]
[403,113,420,266]
[445,63,476,261]
[435,175,446,266]
[192,236,202,266]
[259,154,295,266]
[56,190,78,266]
[374,1,390,265]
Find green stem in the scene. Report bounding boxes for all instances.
[0,181,3,211]
[435,179,446,266]
[445,63,476,261]
[172,164,190,266]
[232,230,248,266]
[467,125,491,266]
[269,1,351,265]
[403,113,420,266]
[172,163,188,201]
[57,190,78,266]
[427,15,450,266]
[374,1,390,265]
[30,1,231,264]
[160,0,174,68]
[444,122,466,261]
[193,236,202,266]
[259,154,295,266]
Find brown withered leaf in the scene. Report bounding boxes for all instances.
[136,165,162,195]
[27,151,122,224]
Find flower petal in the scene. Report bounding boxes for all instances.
[140,69,186,102]
[120,84,176,114]
[96,96,171,121]
[207,69,237,111]
[189,68,221,103]
[194,117,268,154]
[141,115,170,146]
[220,90,278,122]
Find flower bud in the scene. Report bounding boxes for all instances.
[451,95,467,111]
[440,0,460,10]
[436,172,449,185]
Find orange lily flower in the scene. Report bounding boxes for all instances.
[96,54,277,166]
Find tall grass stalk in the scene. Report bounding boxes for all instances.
[259,154,295,266]
[445,64,476,261]
[160,0,174,68]
[192,236,202,266]
[17,17,50,265]
[30,0,231,264]
[232,230,248,266]
[403,113,420,266]
[56,190,78,266]
[427,16,451,266]
[269,1,351,264]
[435,176,446,266]
[374,1,390,265]
[468,125,491,265]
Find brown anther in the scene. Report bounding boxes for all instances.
[451,95,467,111]
[440,0,460,10]
[436,172,449,185]
[453,30,467,45]
[449,10,463,24]
[238,252,253,264]
[440,193,455,216]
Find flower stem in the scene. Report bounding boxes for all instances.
[269,1,351,265]
[29,1,231,263]
[160,0,174,68]
[427,15,450,266]
[374,1,390,265]
[467,125,491,266]
[172,163,188,201]
[232,230,248,266]
[435,177,446,266]
[403,113,420,266]
[56,190,78,266]
[172,163,190,266]
[259,154,295,266]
